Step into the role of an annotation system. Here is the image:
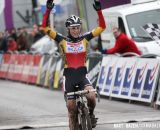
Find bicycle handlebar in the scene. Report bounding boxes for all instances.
[67,89,97,96]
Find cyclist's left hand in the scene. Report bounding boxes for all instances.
[46,0,55,10]
[93,0,101,11]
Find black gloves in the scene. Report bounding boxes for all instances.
[47,0,55,10]
[93,0,101,11]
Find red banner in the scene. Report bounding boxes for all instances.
[0,54,11,78]
[20,54,34,83]
[13,54,26,81]
[28,54,42,84]
[7,54,17,80]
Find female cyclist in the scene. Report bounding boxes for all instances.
[42,0,106,130]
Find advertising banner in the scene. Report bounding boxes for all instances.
[6,54,17,80]
[53,58,63,89]
[103,57,119,96]
[130,59,159,102]
[20,54,34,83]
[0,54,11,78]
[120,58,137,98]
[13,54,26,81]
[140,59,159,102]
[111,58,127,97]
[130,60,148,100]
[87,55,102,88]
[96,56,111,94]
[37,54,51,86]
[28,54,42,84]
[97,56,160,103]
[156,86,160,105]
[45,55,59,89]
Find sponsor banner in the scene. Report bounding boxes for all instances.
[87,55,102,88]
[130,59,159,102]
[130,60,148,100]
[0,54,11,78]
[97,56,160,103]
[156,85,160,105]
[96,56,110,94]
[45,55,59,89]
[20,54,34,83]
[102,56,119,96]
[156,65,160,105]
[13,54,26,81]
[96,56,117,95]
[53,58,63,89]
[120,58,137,99]
[111,58,127,97]
[28,54,42,84]
[37,54,51,86]
[6,54,17,80]
[140,59,160,102]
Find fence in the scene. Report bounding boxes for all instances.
[1,52,160,107]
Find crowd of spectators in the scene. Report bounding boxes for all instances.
[0,24,44,53]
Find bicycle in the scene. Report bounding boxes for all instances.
[67,88,99,130]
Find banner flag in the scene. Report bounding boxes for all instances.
[100,0,131,9]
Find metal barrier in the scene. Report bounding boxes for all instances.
[97,55,160,103]
[1,51,160,107]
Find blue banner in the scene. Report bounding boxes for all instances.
[112,68,122,94]
[131,64,147,97]
[104,66,114,93]
[141,64,159,99]
[97,66,106,91]
[121,68,133,96]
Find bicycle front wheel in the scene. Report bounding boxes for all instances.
[79,107,92,130]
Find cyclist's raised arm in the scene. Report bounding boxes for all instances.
[83,0,106,41]
[92,0,106,37]
[41,0,64,43]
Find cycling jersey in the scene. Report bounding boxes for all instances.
[42,9,106,69]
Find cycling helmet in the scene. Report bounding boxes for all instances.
[65,15,82,27]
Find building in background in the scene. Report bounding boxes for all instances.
[0,0,33,31]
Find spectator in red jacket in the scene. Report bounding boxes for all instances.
[103,27,141,56]
[7,37,17,51]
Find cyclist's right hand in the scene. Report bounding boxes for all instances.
[47,0,55,10]
[93,0,101,11]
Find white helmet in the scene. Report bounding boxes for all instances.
[65,15,82,27]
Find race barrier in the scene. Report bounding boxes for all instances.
[36,54,51,86]
[36,53,63,89]
[44,55,60,89]
[97,55,160,103]
[0,53,11,78]
[0,53,3,67]
[156,74,160,105]
[87,53,102,88]
[52,58,63,89]
[0,52,42,84]
[1,51,160,107]
[156,89,160,105]
[7,53,17,80]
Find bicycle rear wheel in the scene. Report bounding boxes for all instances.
[79,107,92,130]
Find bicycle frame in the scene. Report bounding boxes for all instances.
[67,89,97,130]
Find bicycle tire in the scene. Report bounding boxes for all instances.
[79,107,92,130]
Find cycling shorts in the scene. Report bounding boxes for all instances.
[63,67,92,100]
